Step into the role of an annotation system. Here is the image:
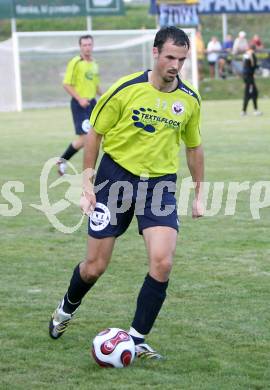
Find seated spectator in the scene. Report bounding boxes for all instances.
[206,36,222,79]
[195,30,205,81]
[232,31,249,75]
[261,53,270,77]
[249,34,264,51]
[222,34,234,52]
[232,31,249,55]
[218,34,234,78]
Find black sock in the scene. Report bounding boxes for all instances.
[61,143,78,161]
[63,264,96,314]
[131,273,168,335]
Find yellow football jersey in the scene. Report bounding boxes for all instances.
[90,71,201,177]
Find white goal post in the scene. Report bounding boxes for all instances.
[2,29,197,112]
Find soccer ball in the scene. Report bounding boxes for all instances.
[92,328,135,368]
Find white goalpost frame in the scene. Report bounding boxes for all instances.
[12,32,23,112]
[189,28,198,90]
[11,29,198,112]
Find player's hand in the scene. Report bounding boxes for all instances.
[78,98,90,108]
[192,198,204,218]
[80,191,96,216]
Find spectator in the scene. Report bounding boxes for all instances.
[261,53,270,77]
[195,30,205,81]
[218,34,234,78]
[206,36,222,79]
[232,31,249,75]
[249,34,264,51]
[232,31,249,55]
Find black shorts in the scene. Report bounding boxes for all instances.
[71,98,96,135]
[88,154,179,238]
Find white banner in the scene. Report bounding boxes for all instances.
[198,0,270,14]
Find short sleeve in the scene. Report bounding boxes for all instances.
[89,85,121,135]
[63,57,79,85]
[95,63,100,86]
[181,100,202,148]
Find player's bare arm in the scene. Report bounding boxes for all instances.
[63,83,90,108]
[80,128,102,215]
[186,144,204,218]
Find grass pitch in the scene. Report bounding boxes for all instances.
[1,100,270,389]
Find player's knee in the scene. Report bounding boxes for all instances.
[72,137,84,150]
[152,255,173,277]
[82,257,108,282]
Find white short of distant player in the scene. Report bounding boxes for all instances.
[4,29,197,112]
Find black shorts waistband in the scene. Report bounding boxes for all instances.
[101,153,177,183]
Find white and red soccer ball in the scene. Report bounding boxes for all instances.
[92,328,135,368]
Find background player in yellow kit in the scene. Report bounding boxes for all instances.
[57,34,102,176]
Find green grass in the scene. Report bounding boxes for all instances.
[200,77,270,100]
[1,100,270,389]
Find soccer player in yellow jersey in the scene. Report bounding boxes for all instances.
[50,27,204,360]
[57,35,102,176]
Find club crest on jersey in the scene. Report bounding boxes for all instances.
[89,203,111,231]
[85,71,93,80]
[172,102,184,115]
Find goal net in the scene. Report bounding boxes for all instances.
[2,29,197,111]
[0,38,18,111]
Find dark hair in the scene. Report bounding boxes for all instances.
[79,34,93,45]
[153,27,190,52]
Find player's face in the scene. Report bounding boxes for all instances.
[153,40,189,82]
[80,38,93,57]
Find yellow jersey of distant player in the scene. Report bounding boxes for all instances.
[63,56,100,100]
